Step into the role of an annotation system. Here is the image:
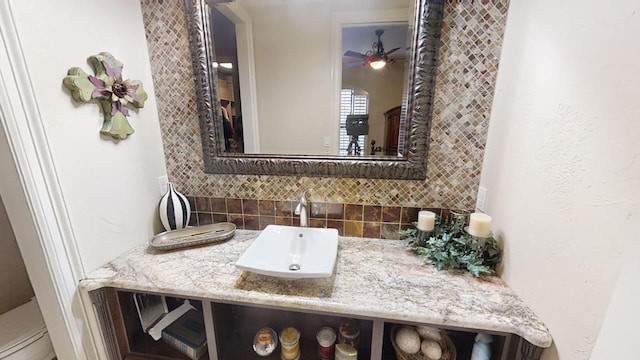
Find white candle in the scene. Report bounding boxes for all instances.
[417,211,436,231]
[468,212,492,237]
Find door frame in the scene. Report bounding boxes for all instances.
[330,8,411,155]
[0,1,100,358]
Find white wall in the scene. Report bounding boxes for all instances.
[479,0,640,359]
[590,235,640,359]
[250,2,334,155]
[342,63,405,151]
[9,0,167,272]
[245,0,409,155]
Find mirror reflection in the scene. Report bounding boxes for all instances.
[210,0,413,157]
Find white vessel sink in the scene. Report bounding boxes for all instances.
[236,225,339,279]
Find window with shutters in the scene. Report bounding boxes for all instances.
[339,89,368,155]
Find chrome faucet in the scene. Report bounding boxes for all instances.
[294,191,309,227]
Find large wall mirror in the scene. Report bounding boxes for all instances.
[183,0,443,179]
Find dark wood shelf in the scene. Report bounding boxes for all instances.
[212,302,372,360]
[110,289,207,360]
[127,330,204,360]
[92,288,524,360]
[219,331,372,360]
[382,321,507,360]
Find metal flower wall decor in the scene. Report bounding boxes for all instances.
[63,52,148,140]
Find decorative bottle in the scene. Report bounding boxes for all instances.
[158,182,191,231]
[470,333,493,360]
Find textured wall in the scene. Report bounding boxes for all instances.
[10,0,168,272]
[480,0,640,358]
[0,196,34,314]
[141,0,509,210]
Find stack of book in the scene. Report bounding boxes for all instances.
[161,309,207,360]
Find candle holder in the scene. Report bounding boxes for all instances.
[403,222,434,248]
[465,226,494,251]
[416,229,433,247]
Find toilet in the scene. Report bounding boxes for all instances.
[0,298,55,360]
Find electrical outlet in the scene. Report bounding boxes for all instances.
[158,175,169,196]
[476,186,488,212]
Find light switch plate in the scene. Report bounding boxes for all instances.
[158,175,169,196]
[476,186,487,212]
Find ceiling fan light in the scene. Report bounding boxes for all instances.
[212,62,233,70]
[370,59,386,70]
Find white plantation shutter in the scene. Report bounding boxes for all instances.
[339,89,368,155]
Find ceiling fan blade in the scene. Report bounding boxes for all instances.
[344,50,367,58]
[385,47,401,56]
[345,60,365,68]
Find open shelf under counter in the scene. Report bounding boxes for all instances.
[211,302,372,360]
[380,320,515,360]
[81,229,551,360]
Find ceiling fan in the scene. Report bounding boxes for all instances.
[343,29,401,70]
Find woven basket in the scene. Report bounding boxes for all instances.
[391,326,457,360]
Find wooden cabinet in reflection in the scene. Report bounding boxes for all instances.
[384,106,401,156]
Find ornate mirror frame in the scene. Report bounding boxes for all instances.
[183,0,444,179]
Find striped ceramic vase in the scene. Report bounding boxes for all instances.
[158,183,191,231]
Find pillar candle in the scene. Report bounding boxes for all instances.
[468,212,492,237]
[417,211,436,231]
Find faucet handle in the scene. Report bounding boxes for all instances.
[300,189,311,203]
[295,189,311,215]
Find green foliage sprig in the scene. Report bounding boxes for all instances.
[400,214,501,277]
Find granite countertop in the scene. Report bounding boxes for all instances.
[79,230,552,348]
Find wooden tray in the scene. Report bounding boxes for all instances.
[150,223,236,250]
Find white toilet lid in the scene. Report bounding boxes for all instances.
[0,299,48,356]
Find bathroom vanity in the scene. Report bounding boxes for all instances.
[79,230,551,360]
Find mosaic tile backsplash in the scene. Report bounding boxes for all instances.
[140,0,510,210]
